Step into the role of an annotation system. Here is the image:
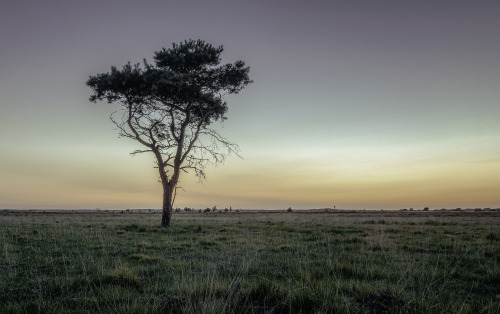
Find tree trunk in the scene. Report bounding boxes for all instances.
[161,183,174,228]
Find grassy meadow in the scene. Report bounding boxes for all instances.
[1,210,499,313]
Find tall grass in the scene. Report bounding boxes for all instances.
[1,210,499,313]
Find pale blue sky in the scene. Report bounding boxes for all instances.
[1,0,499,209]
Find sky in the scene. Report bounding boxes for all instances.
[1,0,499,210]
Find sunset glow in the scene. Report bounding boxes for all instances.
[1,1,499,210]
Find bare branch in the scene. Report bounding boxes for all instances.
[130,149,152,156]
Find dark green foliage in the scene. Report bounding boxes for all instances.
[86,40,251,123]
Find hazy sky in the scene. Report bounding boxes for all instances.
[1,0,499,210]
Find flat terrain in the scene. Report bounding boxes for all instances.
[1,210,499,313]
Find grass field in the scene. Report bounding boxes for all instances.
[1,210,499,313]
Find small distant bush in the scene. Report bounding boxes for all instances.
[287,207,293,212]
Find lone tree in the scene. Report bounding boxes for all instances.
[87,40,251,227]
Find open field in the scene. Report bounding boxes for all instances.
[1,210,499,313]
